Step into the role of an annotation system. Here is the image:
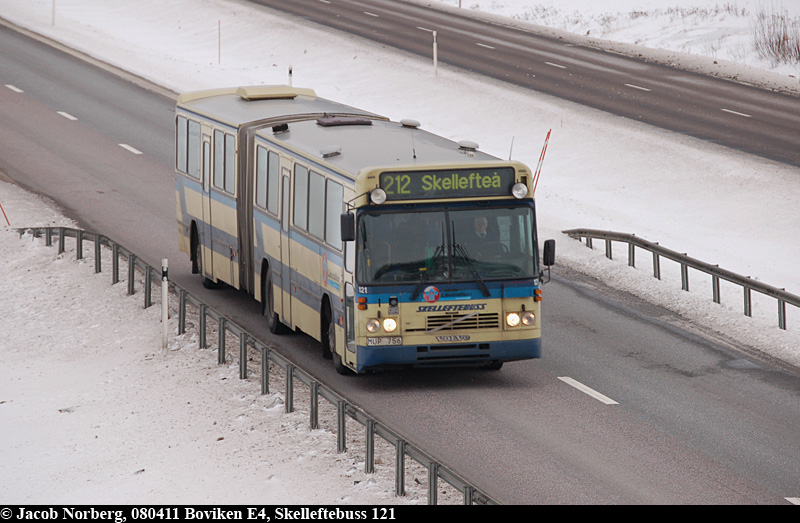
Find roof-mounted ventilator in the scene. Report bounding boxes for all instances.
[320,146,342,158]
[458,140,479,153]
[317,116,373,127]
[272,123,289,134]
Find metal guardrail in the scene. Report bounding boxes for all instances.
[16,226,497,505]
[563,228,799,331]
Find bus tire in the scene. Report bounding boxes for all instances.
[193,230,219,289]
[263,271,287,334]
[323,303,351,375]
[480,360,503,370]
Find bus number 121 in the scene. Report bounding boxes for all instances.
[372,508,395,520]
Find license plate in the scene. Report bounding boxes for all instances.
[366,336,402,346]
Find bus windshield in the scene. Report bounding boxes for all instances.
[356,206,537,285]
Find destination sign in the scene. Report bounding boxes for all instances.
[379,167,516,201]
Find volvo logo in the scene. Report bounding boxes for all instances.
[435,335,471,342]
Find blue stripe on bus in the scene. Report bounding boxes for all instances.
[356,281,539,303]
[251,209,345,319]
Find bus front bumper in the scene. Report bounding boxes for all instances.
[353,338,541,373]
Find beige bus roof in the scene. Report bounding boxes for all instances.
[259,115,506,178]
[176,85,384,128]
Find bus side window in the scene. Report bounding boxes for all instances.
[187,119,201,179]
[293,164,309,231]
[267,151,280,215]
[308,171,325,239]
[325,180,343,251]
[176,115,187,174]
[255,146,267,209]
[224,133,235,194]
[213,130,225,190]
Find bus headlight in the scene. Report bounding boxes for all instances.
[382,318,398,332]
[511,183,528,199]
[366,318,381,333]
[506,312,521,327]
[521,311,535,326]
[370,188,387,205]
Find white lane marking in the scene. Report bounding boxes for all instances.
[476,42,495,50]
[363,11,379,17]
[57,111,78,121]
[558,377,619,405]
[721,108,752,118]
[545,61,567,69]
[318,0,331,3]
[119,144,143,155]
[786,497,800,505]
[417,26,433,32]
[625,83,651,92]
[5,84,24,93]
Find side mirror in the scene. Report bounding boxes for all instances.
[542,239,555,267]
[340,213,355,242]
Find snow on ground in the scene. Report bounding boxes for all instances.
[1,0,799,504]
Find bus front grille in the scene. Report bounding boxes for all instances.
[405,312,500,333]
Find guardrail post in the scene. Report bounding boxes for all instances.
[58,227,65,254]
[127,253,136,296]
[76,230,83,260]
[463,485,474,505]
[744,287,752,317]
[627,243,635,267]
[218,317,226,364]
[712,275,720,304]
[261,348,270,395]
[144,266,152,308]
[285,364,295,414]
[310,381,319,430]
[94,235,102,273]
[779,300,787,330]
[178,289,186,335]
[239,332,248,379]
[585,237,592,249]
[365,419,375,474]
[604,239,612,260]
[653,252,661,280]
[112,243,119,284]
[395,439,406,497]
[680,263,689,291]
[337,400,347,453]
[199,304,207,348]
[44,227,52,247]
[428,462,439,505]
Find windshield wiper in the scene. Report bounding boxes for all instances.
[452,242,490,297]
[451,221,490,297]
[411,241,447,300]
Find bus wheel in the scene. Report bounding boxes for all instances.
[194,235,219,289]
[263,272,287,334]
[480,360,503,370]
[323,305,351,375]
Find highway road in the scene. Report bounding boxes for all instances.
[1,17,799,504]
[252,0,800,167]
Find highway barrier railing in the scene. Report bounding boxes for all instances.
[563,228,799,331]
[16,226,497,506]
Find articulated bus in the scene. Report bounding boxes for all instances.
[175,85,555,374]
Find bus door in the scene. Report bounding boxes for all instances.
[200,133,214,279]
[279,168,293,328]
[209,130,238,288]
